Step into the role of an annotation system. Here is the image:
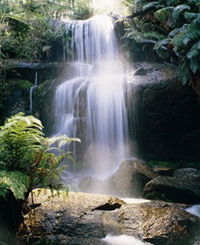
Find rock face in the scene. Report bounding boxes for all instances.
[127,62,200,161]
[108,160,158,197]
[144,168,200,204]
[18,189,200,245]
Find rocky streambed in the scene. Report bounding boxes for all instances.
[18,189,200,245]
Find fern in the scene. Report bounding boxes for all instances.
[143,2,164,11]
[189,57,200,73]
[187,40,200,59]
[179,62,190,85]
[154,38,171,58]
[143,31,165,40]
[0,113,80,200]
[0,170,28,200]
[172,4,191,21]
[154,7,174,23]
[168,25,188,38]
[184,12,200,21]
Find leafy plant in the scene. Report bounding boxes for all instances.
[0,170,28,200]
[0,113,80,200]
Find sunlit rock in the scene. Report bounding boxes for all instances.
[18,189,200,245]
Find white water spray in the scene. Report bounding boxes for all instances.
[102,234,150,245]
[54,15,129,181]
[29,71,38,113]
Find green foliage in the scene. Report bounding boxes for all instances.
[68,0,93,20]
[0,113,80,200]
[0,0,93,61]
[172,4,191,21]
[154,7,174,26]
[0,170,28,200]
[124,0,200,87]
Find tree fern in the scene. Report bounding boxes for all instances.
[143,31,165,40]
[187,40,200,59]
[142,2,164,11]
[189,57,200,73]
[172,4,191,21]
[154,7,174,23]
[0,113,80,200]
[184,12,200,21]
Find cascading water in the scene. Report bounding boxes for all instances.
[29,71,38,113]
[54,15,130,186]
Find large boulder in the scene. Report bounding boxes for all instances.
[144,168,200,203]
[18,189,200,245]
[108,160,158,197]
[110,201,200,245]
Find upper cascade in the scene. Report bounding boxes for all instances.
[63,15,117,63]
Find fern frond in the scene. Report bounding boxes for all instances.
[0,170,28,200]
[189,58,200,73]
[154,7,174,23]
[184,12,200,21]
[172,4,191,21]
[187,40,200,59]
[143,31,165,40]
[169,25,188,38]
[143,2,164,11]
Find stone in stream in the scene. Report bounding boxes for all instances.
[18,189,200,245]
[144,168,200,204]
[107,160,158,197]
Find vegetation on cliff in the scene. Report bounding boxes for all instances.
[123,0,200,91]
[0,0,93,62]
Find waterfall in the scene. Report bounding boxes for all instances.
[54,15,129,179]
[29,71,38,113]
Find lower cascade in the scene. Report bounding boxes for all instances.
[54,15,130,181]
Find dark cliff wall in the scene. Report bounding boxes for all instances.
[127,63,200,162]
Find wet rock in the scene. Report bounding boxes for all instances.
[112,201,200,245]
[5,60,77,83]
[18,190,125,243]
[18,190,200,245]
[173,168,200,179]
[144,168,200,203]
[127,62,200,161]
[108,160,158,197]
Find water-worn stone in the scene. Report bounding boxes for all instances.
[18,189,200,245]
[144,168,200,203]
[108,160,158,197]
